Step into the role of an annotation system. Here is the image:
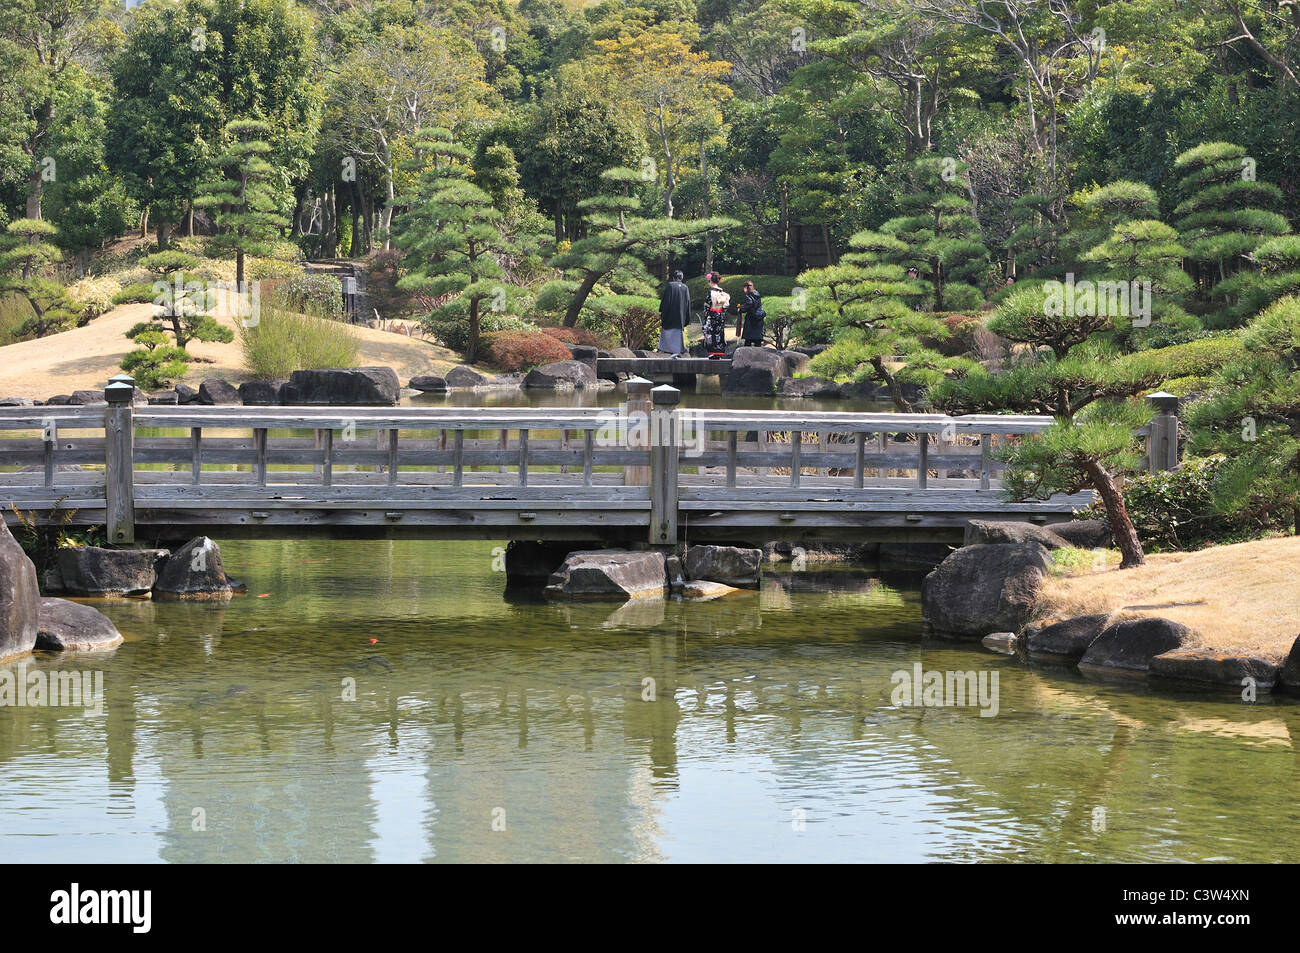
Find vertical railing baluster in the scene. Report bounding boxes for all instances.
[453,430,464,487]
[917,432,928,489]
[854,431,865,489]
[583,429,593,487]
[191,427,202,485]
[790,430,801,488]
[388,428,399,486]
[498,428,508,474]
[322,428,333,487]
[726,430,737,488]
[254,428,267,486]
[518,429,529,487]
[980,433,992,490]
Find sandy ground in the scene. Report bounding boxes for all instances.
[0,301,465,398]
[1036,536,1300,659]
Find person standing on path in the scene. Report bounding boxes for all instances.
[734,280,764,347]
[702,272,730,357]
[658,270,690,355]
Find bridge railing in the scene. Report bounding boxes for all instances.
[1,378,1106,544]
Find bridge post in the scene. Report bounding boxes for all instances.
[1145,391,1180,472]
[648,385,681,546]
[104,374,136,545]
[624,376,652,486]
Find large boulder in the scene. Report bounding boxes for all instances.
[68,389,107,406]
[921,542,1052,638]
[1021,613,1111,664]
[1078,617,1192,676]
[198,378,242,405]
[1149,649,1280,692]
[286,367,401,405]
[35,598,123,651]
[408,375,447,392]
[1050,519,1113,549]
[57,546,170,596]
[569,345,600,374]
[148,390,179,405]
[445,365,487,388]
[175,383,200,404]
[724,346,786,396]
[0,397,35,406]
[777,375,841,398]
[544,550,665,601]
[777,350,811,376]
[523,360,597,389]
[0,519,39,660]
[153,536,234,601]
[238,380,284,405]
[964,519,1070,550]
[684,544,762,588]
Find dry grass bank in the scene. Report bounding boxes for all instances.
[1036,536,1300,660]
[0,298,467,397]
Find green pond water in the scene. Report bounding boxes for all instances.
[1,537,1298,863]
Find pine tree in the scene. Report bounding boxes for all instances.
[1186,294,1300,534]
[1171,141,1290,312]
[879,156,990,312]
[135,250,233,350]
[538,166,736,328]
[393,129,530,365]
[0,218,78,338]
[800,229,965,412]
[1006,192,1066,281]
[194,119,291,289]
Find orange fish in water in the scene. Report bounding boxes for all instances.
[257,593,271,598]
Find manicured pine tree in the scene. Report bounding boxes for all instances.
[194,119,291,289]
[393,128,529,365]
[1006,192,1066,281]
[930,275,1176,568]
[0,219,78,338]
[801,229,965,412]
[879,156,990,313]
[133,250,233,350]
[1171,141,1290,315]
[1186,294,1300,534]
[538,166,736,328]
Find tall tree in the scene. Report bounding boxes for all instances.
[194,119,289,288]
[0,217,77,337]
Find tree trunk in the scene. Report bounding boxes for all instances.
[26,165,43,220]
[140,206,150,239]
[564,271,603,328]
[236,248,245,289]
[466,297,480,364]
[1083,459,1145,569]
[156,219,170,251]
[185,204,195,237]
[871,357,914,413]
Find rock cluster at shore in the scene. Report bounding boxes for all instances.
[921,518,1299,697]
[0,522,241,661]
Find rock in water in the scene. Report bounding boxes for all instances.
[285,367,401,405]
[238,380,284,405]
[198,378,242,405]
[724,347,786,396]
[684,544,763,588]
[1078,618,1191,676]
[1149,649,1279,691]
[1021,613,1111,664]
[408,375,448,392]
[35,598,123,651]
[544,550,666,601]
[681,580,743,601]
[0,519,39,660]
[57,546,169,596]
[921,542,1052,638]
[445,366,487,388]
[523,360,597,389]
[153,537,234,601]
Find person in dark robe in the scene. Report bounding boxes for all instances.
[658,270,690,355]
[734,280,764,347]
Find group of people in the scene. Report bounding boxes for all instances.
[657,271,765,358]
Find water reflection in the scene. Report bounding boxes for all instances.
[0,539,1297,863]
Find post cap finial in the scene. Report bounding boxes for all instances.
[651,384,681,406]
[105,375,135,404]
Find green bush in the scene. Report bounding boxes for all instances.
[121,344,192,389]
[1088,456,1250,551]
[0,293,35,345]
[422,308,533,352]
[240,302,360,380]
[112,282,158,306]
[276,273,343,316]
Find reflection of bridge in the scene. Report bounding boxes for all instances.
[1,377,1093,546]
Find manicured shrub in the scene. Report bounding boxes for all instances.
[482,329,573,371]
[277,272,344,316]
[541,327,579,344]
[424,309,533,352]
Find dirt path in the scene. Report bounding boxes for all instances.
[0,303,464,398]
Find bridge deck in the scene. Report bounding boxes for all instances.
[1,400,1093,544]
[597,357,731,376]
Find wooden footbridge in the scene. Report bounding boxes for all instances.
[1,377,1096,547]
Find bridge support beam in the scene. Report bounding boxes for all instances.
[648,385,680,546]
[104,375,136,544]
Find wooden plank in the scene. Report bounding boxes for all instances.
[518,428,529,487]
[322,428,333,487]
[453,430,464,487]
[583,430,593,487]
[104,403,135,544]
[191,428,201,485]
[790,430,801,488]
[917,435,928,489]
[726,431,737,489]
[254,428,268,486]
[854,432,865,489]
[980,433,991,491]
[388,429,399,486]
[42,439,54,488]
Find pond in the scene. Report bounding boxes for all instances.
[1,537,1297,863]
